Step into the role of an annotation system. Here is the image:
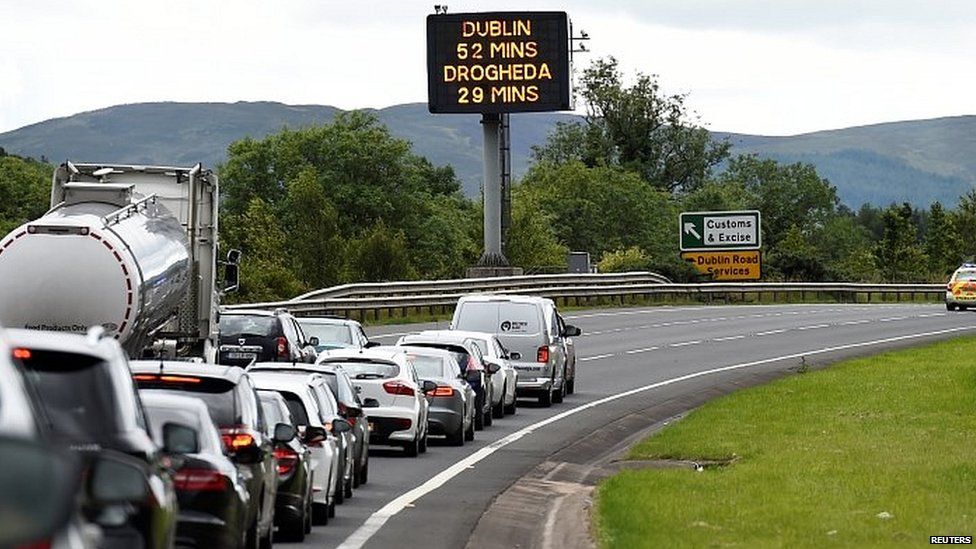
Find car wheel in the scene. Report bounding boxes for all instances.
[474,397,485,430]
[553,382,565,404]
[245,520,259,549]
[312,502,329,526]
[359,459,369,485]
[419,430,429,453]
[947,302,957,311]
[344,475,354,499]
[465,417,475,441]
[539,389,553,407]
[328,498,336,518]
[304,492,313,534]
[492,397,505,419]
[962,305,969,311]
[504,396,517,415]
[335,477,344,505]
[405,436,420,457]
[447,424,465,446]
[353,455,362,488]
[567,377,575,395]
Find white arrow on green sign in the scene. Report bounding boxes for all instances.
[680,210,761,251]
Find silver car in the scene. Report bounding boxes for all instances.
[450,295,581,407]
[441,330,518,416]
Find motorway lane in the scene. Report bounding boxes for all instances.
[286,304,975,549]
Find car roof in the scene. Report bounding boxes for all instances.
[396,345,457,359]
[317,348,406,365]
[4,328,122,362]
[248,369,325,389]
[456,294,552,305]
[425,330,495,342]
[221,309,277,317]
[399,331,476,346]
[129,360,244,382]
[297,317,358,326]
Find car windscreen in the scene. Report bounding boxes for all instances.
[955,270,976,281]
[454,302,541,335]
[300,323,352,345]
[142,405,220,454]
[406,354,451,379]
[17,350,123,442]
[219,315,280,338]
[258,394,286,433]
[135,377,238,427]
[323,360,399,380]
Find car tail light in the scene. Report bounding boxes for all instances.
[173,467,226,492]
[392,418,412,430]
[383,381,415,397]
[17,540,51,549]
[276,336,289,359]
[11,348,31,360]
[274,445,299,477]
[133,374,201,384]
[428,385,455,397]
[537,346,550,363]
[220,426,256,452]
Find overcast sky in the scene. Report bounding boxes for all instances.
[2,0,974,135]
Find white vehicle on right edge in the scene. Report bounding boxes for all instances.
[945,264,976,311]
[450,295,581,407]
[317,349,434,457]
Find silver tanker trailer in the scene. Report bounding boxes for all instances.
[0,162,239,358]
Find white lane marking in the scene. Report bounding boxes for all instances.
[796,324,830,331]
[714,335,746,342]
[670,340,702,347]
[625,346,660,355]
[879,316,908,322]
[336,324,976,549]
[579,353,615,362]
[756,329,788,336]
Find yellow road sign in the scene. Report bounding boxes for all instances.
[681,250,761,281]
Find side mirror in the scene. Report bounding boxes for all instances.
[89,452,149,503]
[466,370,482,384]
[483,360,502,375]
[308,336,320,348]
[421,380,438,393]
[303,426,328,445]
[562,325,582,337]
[332,418,353,434]
[508,351,522,361]
[273,423,297,444]
[362,398,380,408]
[232,443,265,465]
[364,341,380,349]
[221,249,242,294]
[162,422,199,455]
[0,436,80,548]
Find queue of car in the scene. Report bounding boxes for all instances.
[0,294,582,548]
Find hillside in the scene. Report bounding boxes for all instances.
[1,102,973,206]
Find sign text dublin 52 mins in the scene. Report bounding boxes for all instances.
[426,12,572,114]
[680,210,761,251]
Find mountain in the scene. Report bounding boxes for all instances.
[1,102,973,207]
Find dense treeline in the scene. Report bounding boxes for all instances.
[0,58,974,302]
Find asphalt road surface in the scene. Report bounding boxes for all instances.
[286,303,975,549]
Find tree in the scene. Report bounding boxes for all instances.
[875,203,929,282]
[0,155,52,235]
[532,57,730,194]
[226,198,306,302]
[924,202,963,279]
[505,186,568,270]
[345,222,417,282]
[597,247,651,273]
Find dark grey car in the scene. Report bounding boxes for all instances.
[403,347,476,445]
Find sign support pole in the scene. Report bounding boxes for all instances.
[478,113,509,267]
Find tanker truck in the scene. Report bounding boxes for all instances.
[0,162,239,358]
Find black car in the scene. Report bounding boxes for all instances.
[258,390,314,542]
[7,329,179,549]
[141,392,252,549]
[252,363,371,487]
[132,361,280,549]
[218,309,318,367]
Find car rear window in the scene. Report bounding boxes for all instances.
[142,404,220,454]
[300,323,352,345]
[135,376,238,427]
[220,315,281,338]
[17,350,123,442]
[455,302,541,335]
[407,354,451,379]
[324,360,399,380]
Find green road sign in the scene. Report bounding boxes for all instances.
[680,210,761,251]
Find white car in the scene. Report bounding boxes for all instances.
[248,371,341,524]
[424,330,518,417]
[317,348,433,457]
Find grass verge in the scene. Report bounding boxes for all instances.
[596,336,976,548]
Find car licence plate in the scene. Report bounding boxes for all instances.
[227,352,256,360]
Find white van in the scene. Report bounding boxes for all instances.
[450,295,580,407]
